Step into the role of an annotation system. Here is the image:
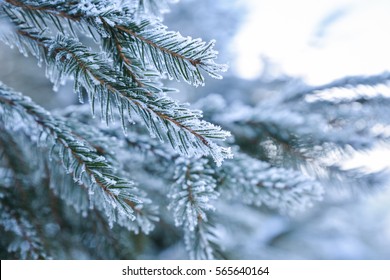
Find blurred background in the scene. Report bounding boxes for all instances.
[1,0,390,259]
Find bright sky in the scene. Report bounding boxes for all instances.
[233,0,390,171]
[233,0,390,85]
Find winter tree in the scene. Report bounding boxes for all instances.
[1,0,390,260]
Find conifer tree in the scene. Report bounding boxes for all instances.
[1,0,389,259]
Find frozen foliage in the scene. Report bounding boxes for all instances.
[132,0,179,19]
[169,157,218,230]
[168,157,221,259]
[184,218,220,260]
[0,84,158,233]
[219,153,324,215]
[0,207,47,259]
[1,0,227,86]
[50,104,326,259]
[197,72,390,189]
[0,5,232,165]
[1,0,390,260]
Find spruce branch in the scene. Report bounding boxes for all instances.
[0,204,48,259]
[112,21,228,85]
[133,0,179,19]
[1,22,232,165]
[218,153,324,214]
[0,84,157,233]
[2,0,228,86]
[1,0,232,164]
[168,157,219,230]
[290,71,390,101]
[168,157,222,259]
[184,218,223,260]
[0,183,48,259]
[101,17,146,88]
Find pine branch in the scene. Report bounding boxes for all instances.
[100,19,147,88]
[184,218,223,260]
[218,153,324,214]
[58,104,178,164]
[2,0,228,86]
[0,128,39,176]
[133,0,179,19]
[45,121,160,234]
[326,165,390,192]
[58,109,325,257]
[168,157,218,230]
[0,83,157,233]
[0,21,232,164]
[292,72,390,101]
[0,182,48,259]
[0,205,47,259]
[199,93,390,173]
[113,21,228,85]
[167,157,222,259]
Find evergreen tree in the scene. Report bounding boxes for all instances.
[1,0,389,260]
